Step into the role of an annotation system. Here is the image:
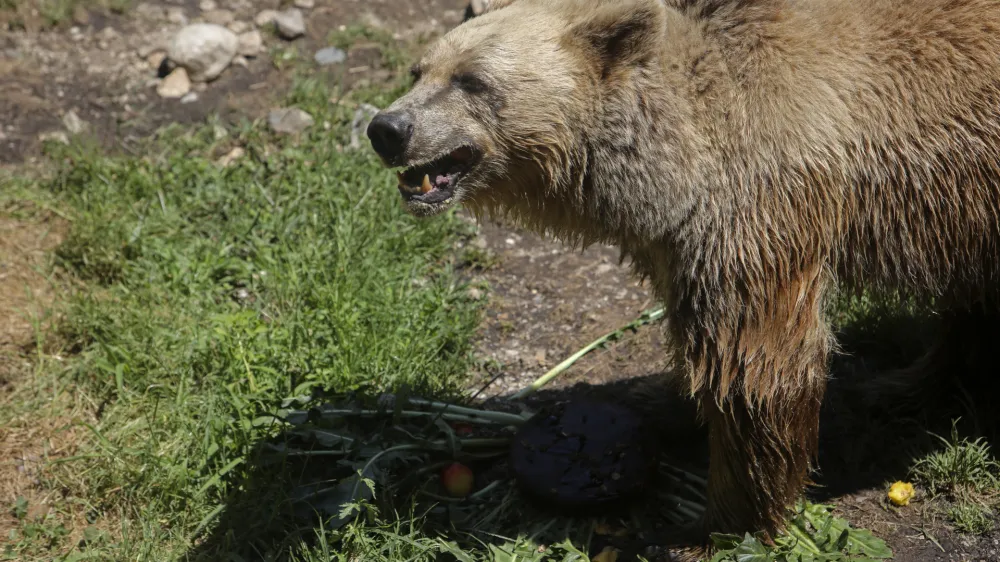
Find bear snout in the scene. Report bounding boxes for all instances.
[367,111,414,164]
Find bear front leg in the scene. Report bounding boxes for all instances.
[667,269,832,559]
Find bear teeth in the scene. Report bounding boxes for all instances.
[421,174,433,194]
[397,172,422,194]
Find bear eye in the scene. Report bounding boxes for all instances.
[410,64,423,82]
[452,72,488,95]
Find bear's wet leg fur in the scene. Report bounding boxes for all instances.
[660,264,832,558]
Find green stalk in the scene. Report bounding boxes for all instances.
[511,307,665,400]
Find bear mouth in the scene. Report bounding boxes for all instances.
[396,146,480,205]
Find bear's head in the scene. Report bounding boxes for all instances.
[367,0,672,227]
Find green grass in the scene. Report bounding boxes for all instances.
[909,419,1000,536]
[910,420,1000,497]
[1,0,130,30]
[1,63,488,560]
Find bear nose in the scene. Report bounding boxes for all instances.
[367,111,414,162]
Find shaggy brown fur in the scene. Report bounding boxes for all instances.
[368,0,1000,558]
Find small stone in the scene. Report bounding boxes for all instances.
[39,131,69,145]
[293,0,314,8]
[313,46,345,66]
[231,55,248,68]
[147,50,167,70]
[349,103,380,149]
[273,9,305,40]
[180,92,199,104]
[157,67,192,98]
[468,0,488,17]
[62,110,87,135]
[198,0,217,11]
[202,9,234,26]
[72,4,89,25]
[227,20,249,34]
[254,9,278,27]
[237,30,262,56]
[166,7,187,25]
[168,23,238,82]
[468,287,484,300]
[268,107,314,135]
[217,146,245,166]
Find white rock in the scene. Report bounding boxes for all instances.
[254,9,278,27]
[293,0,314,8]
[237,30,262,56]
[349,103,380,149]
[39,131,69,145]
[62,110,87,135]
[217,146,245,166]
[469,0,488,17]
[157,67,192,98]
[168,23,238,82]
[273,9,305,39]
[231,55,249,68]
[180,92,199,104]
[268,107,314,135]
[198,0,216,11]
[313,46,345,65]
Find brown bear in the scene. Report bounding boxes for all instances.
[367,0,1000,558]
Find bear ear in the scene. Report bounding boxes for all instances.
[569,0,667,78]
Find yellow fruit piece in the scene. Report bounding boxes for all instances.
[888,481,915,506]
[591,547,619,562]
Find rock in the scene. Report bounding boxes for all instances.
[227,20,249,34]
[199,0,217,11]
[273,9,305,40]
[168,23,238,82]
[349,103,380,149]
[166,7,187,25]
[202,9,234,26]
[254,9,278,27]
[146,50,167,70]
[467,287,484,300]
[268,107,314,135]
[217,146,245,167]
[313,46,345,65]
[72,4,89,26]
[157,67,192,98]
[62,110,87,135]
[180,92,199,104]
[237,30,262,56]
[293,0,314,8]
[467,0,488,18]
[231,55,249,68]
[39,131,69,145]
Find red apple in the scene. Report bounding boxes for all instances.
[441,462,474,497]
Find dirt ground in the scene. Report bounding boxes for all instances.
[2,0,999,560]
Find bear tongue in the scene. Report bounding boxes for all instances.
[435,174,451,188]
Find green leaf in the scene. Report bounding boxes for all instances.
[733,533,772,562]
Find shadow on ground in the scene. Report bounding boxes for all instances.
[186,307,1000,561]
